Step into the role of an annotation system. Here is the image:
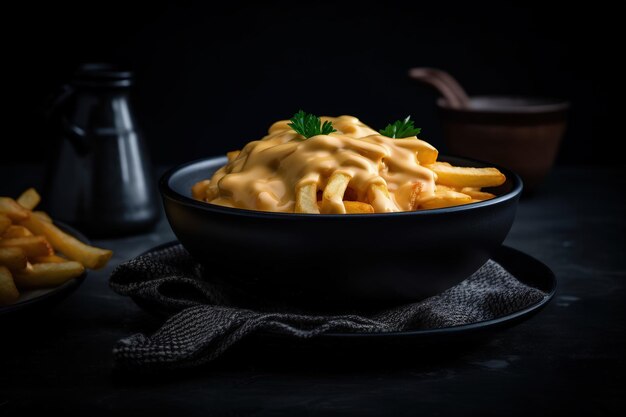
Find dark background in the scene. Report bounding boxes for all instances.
[4,1,602,166]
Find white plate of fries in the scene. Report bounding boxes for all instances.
[0,188,112,314]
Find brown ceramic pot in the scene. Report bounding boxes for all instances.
[437,96,569,192]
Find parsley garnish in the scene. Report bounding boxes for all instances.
[379,116,422,138]
[288,110,337,139]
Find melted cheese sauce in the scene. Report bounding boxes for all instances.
[201,115,440,213]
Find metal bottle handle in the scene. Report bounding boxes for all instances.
[45,84,91,155]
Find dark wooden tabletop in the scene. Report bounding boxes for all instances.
[1,165,624,416]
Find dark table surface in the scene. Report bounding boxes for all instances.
[1,165,624,416]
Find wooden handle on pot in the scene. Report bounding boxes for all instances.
[408,67,470,109]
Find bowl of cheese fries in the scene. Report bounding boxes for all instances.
[160,111,522,305]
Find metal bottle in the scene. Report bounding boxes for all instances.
[44,63,160,236]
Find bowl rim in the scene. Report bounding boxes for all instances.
[159,154,523,219]
[437,95,570,114]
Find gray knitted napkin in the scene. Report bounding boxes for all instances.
[109,244,547,370]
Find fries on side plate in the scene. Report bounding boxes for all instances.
[0,188,113,306]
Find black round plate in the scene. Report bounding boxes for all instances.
[134,242,556,340]
[323,245,556,340]
[0,221,89,317]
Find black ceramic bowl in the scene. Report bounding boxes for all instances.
[160,155,522,308]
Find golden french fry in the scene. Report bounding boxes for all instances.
[0,236,53,258]
[433,184,454,191]
[0,197,30,221]
[255,191,281,211]
[0,247,28,270]
[367,183,390,200]
[393,138,439,165]
[0,214,11,234]
[321,172,351,214]
[415,141,438,165]
[269,119,291,133]
[191,180,212,201]
[226,150,241,162]
[460,187,496,201]
[0,266,19,306]
[13,261,85,289]
[33,211,52,223]
[31,255,68,264]
[19,216,112,269]
[367,183,395,212]
[408,182,423,211]
[420,189,472,210]
[16,188,41,210]
[295,182,320,214]
[344,201,374,214]
[2,225,33,238]
[428,162,506,188]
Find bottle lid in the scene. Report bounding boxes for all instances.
[72,63,133,88]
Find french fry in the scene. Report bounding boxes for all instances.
[0,214,11,234]
[321,172,351,214]
[191,180,211,201]
[0,236,53,258]
[16,188,41,210]
[367,183,395,212]
[0,247,28,270]
[367,183,390,200]
[428,162,506,188]
[0,266,19,306]
[255,191,281,211]
[408,182,423,211]
[440,185,496,201]
[433,184,454,191]
[344,201,374,214]
[13,261,85,289]
[393,138,439,165]
[420,189,472,210]
[2,225,33,238]
[19,216,112,269]
[33,211,52,223]
[31,255,67,264]
[415,141,439,165]
[460,187,496,201]
[295,182,320,214]
[226,150,241,162]
[0,197,30,221]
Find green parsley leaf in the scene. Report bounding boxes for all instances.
[379,116,422,138]
[288,110,337,139]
